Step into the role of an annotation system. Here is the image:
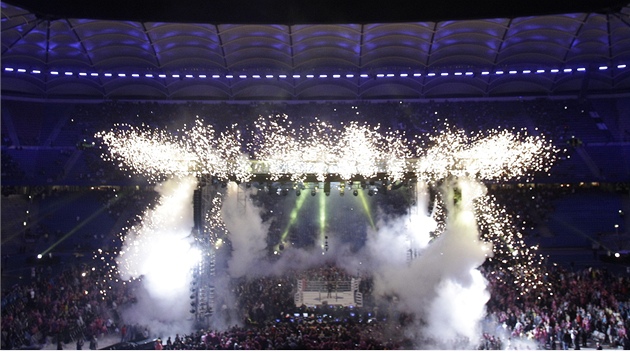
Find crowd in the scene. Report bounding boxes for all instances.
[1,263,139,350]
[3,250,630,350]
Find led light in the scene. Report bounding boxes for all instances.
[266,75,274,78]
[104,72,112,77]
[509,70,517,74]
[522,70,531,74]
[132,74,140,77]
[17,68,26,73]
[170,74,178,78]
[550,69,559,73]
[306,74,314,78]
[79,72,87,76]
[376,73,385,77]
[454,72,462,76]
[199,74,206,78]
[563,68,572,73]
[212,74,221,78]
[118,73,126,77]
[5,67,14,72]
[226,75,234,79]
[386,73,395,77]
[465,72,474,76]
[536,69,545,73]
[293,74,301,78]
[345,74,354,78]
[32,70,41,74]
[185,74,193,78]
[360,74,369,78]
[599,66,608,70]
[158,74,167,78]
[278,74,287,78]
[440,72,448,76]
[427,72,436,77]
[481,71,490,75]
[577,67,586,72]
[399,73,408,77]
[332,74,341,78]
[495,71,504,75]
[319,74,327,78]
[145,73,154,78]
[51,71,60,75]
[617,64,627,69]
[91,73,99,77]
[413,73,422,77]
[237,74,246,79]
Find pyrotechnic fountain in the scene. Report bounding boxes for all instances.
[94,114,558,348]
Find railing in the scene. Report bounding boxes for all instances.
[301,280,351,293]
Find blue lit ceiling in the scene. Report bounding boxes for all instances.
[2,2,630,100]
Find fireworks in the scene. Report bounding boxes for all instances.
[414,126,556,183]
[95,121,251,183]
[95,111,560,296]
[97,116,555,185]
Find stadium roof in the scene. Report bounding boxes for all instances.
[2,0,630,100]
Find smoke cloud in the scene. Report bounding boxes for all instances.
[115,175,200,338]
[365,177,491,349]
[221,182,270,278]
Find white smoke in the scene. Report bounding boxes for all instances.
[221,182,269,278]
[365,177,491,349]
[115,175,200,337]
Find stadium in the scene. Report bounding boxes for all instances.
[2,0,630,350]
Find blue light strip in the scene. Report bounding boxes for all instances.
[2,63,628,82]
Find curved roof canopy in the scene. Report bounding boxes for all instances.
[2,1,630,100]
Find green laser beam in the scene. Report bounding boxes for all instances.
[357,189,376,229]
[319,190,326,245]
[279,190,308,243]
